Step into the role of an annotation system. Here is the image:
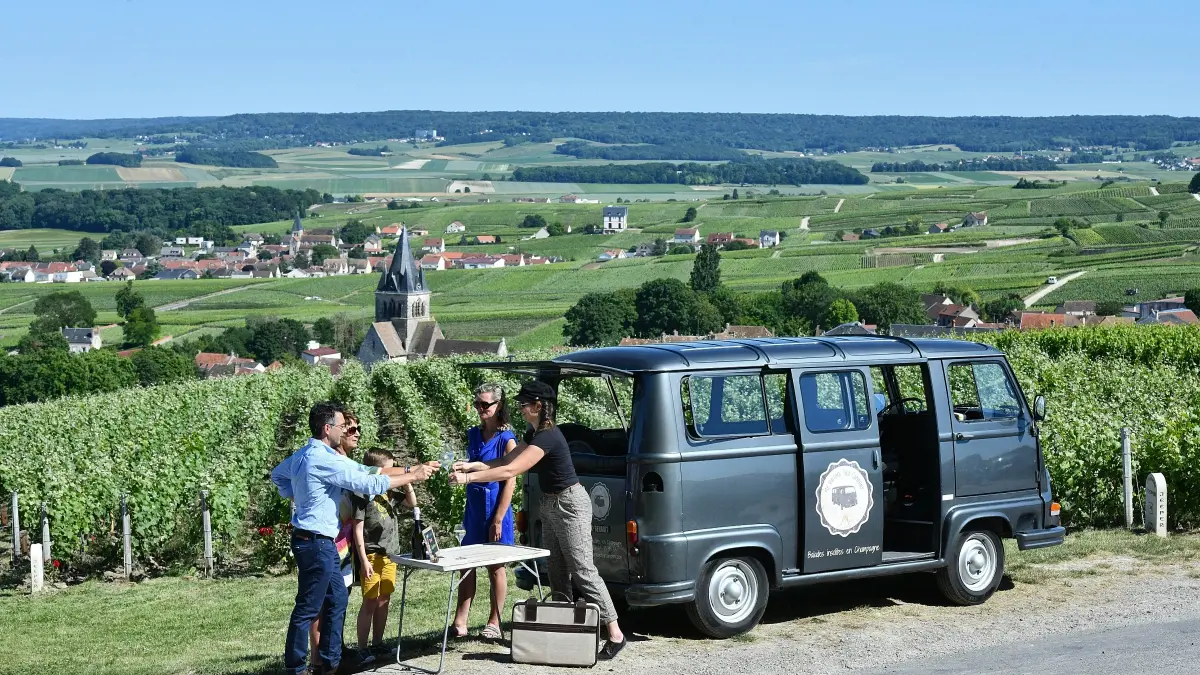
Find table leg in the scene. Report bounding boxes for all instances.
[396,569,475,675]
[395,567,414,665]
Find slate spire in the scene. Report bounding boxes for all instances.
[377,227,426,293]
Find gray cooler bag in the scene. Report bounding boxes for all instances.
[510,597,600,667]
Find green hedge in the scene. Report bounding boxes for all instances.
[3,328,1200,571]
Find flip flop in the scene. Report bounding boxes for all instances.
[480,623,503,641]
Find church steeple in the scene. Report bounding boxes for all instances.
[377,227,425,294]
[292,211,304,234]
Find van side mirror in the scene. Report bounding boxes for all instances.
[1032,395,1046,421]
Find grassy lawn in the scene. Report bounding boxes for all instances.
[0,569,524,675]
[1,530,1195,674]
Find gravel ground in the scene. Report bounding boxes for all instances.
[368,556,1200,675]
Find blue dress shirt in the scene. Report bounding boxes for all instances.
[271,438,390,538]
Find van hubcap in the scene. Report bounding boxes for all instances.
[958,534,997,593]
[709,561,758,624]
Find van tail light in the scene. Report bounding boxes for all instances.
[516,511,527,533]
[1050,502,1061,518]
[626,520,638,547]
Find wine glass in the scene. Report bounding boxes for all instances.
[453,524,466,545]
[440,443,456,472]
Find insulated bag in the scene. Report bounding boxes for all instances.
[510,596,600,667]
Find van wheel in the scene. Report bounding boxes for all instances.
[937,529,1004,605]
[686,556,768,638]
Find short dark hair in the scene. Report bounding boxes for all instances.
[308,401,344,439]
[362,448,394,468]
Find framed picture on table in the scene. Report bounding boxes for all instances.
[422,526,440,562]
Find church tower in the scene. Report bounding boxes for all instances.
[288,211,304,255]
[375,227,431,347]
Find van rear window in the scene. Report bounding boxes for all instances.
[799,371,871,433]
[682,374,769,438]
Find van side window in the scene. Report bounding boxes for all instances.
[893,364,930,413]
[681,374,769,438]
[948,362,1022,421]
[799,371,871,433]
[764,373,790,434]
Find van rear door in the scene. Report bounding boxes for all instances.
[795,368,885,573]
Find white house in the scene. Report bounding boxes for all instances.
[174,236,188,245]
[597,249,627,262]
[760,230,781,248]
[446,221,467,233]
[422,238,445,254]
[962,211,989,227]
[160,246,186,257]
[301,347,342,366]
[419,254,447,271]
[62,328,101,353]
[186,236,204,246]
[100,250,118,261]
[602,206,628,233]
[363,235,383,254]
[52,270,83,283]
[673,228,700,246]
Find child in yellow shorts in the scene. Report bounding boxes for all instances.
[350,448,416,664]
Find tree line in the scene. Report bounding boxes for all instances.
[870,156,1059,172]
[0,180,321,234]
[86,152,142,167]
[174,147,278,168]
[513,156,868,186]
[553,140,746,161]
[4,111,1197,153]
[347,145,391,156]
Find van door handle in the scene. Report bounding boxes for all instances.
[873,449,880,470]
[955,432,974,441]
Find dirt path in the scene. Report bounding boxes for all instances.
[834,198,845,213]
[155,285,253,311]
[373,556,1200,675]
[800,216,810,231]
[873,238,1038,256]
[0,299,34,315]
[1193,193,1200,203]
[1149,186,1160,196]
[1023,270,1086,308]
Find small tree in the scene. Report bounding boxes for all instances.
[1095,299,1125,317]
[522,214,548,229]
[1189,172,1200,194]
[562,291,637,347]
[689,244,722,293]
[682,207,698,223]
[824,298,859,326]
[32,290,97,331]
[732,189,740,200]
[312,317,336,345]
[634,279,700,338]
[123,306,161,347]
[115,280,145,320]
[1159,210,1170,226]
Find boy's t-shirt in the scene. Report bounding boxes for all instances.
[349,492,402,557]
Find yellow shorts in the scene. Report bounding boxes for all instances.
[361,552,397,599]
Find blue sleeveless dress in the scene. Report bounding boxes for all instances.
[461,426,516,545]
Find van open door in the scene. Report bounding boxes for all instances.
[794,368,885,573]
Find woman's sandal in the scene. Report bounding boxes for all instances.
[480,623,503,641]
[451,625,469,639]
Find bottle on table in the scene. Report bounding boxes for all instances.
[411,506,426,560]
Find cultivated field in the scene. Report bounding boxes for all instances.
[3,177,1199,350]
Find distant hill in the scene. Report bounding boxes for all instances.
[1,111,1198,154]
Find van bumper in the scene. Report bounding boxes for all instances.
[1015,526,1066,551]
[619,580,696,607]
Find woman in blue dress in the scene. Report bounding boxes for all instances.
[451,382,517,640]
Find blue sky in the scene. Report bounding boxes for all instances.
[5,0,1193,119]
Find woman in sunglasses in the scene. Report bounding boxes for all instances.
[450,382,517,640]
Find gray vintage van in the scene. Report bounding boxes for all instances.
[474,335,1064,638]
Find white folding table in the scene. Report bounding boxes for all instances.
[389,543,549,674]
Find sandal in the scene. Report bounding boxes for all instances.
[450,625,469,639]
[480,623,503,641]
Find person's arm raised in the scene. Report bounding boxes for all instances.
[450,442,544,485]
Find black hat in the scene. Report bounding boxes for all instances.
[514,380,556,404]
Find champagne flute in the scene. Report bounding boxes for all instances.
[453,524,466,545]
[440,442,456,473]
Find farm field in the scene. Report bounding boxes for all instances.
[2,177,1200,349]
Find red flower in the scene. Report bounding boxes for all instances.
[52,559,61,569]
[258,526,274,537]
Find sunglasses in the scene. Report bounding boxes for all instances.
[473,400,499,410]
[345,426,360,435]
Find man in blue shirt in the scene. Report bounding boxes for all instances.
[272,401,438,675]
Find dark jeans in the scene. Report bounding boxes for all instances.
[285,532,348,675]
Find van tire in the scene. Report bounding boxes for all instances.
[686,556,768,639]
[937,529,1004,605]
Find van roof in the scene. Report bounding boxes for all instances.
[550,336,1002,374]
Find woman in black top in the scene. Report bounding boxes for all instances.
[450,380,627,660]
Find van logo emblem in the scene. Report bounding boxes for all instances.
[589,483,611,521]
[816,459,874,537]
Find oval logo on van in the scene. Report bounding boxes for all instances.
[815,459,874,537]
[589,483,612,521]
